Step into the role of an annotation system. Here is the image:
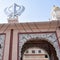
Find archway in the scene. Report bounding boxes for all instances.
[21,40,58,60]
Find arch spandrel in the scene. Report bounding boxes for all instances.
[18,32,60,60]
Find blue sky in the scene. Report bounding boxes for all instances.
[0,0,60,23]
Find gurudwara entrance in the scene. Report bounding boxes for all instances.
[21,40,58,60]
[20,39,58,60]
[0,3,60,60]
[18,33,60,60]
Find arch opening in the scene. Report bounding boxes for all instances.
[21,39,58,60]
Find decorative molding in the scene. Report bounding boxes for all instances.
[18,32,60,60]
[9,29,13,60]
[0,34,5,60]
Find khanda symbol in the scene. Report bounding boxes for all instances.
[4,3,25,18]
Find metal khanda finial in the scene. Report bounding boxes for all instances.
[4,3,25,18]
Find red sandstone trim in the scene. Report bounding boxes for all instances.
[55,31,60,48]
[18,31,56,34]
[17,33,19,60]
[9,29,13,60]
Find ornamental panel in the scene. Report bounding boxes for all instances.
[0,34,5,60]
[18,32,60,60]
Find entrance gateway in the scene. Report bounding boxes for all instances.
[18,32,60,60]
[0,1,60,60]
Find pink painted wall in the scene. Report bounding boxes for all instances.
[0,20,60,60]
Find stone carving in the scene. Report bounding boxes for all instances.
[18,33,60,60]
[0,34,5,60]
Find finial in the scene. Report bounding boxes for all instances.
[4,3,25,18]
[51,5,60,20]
